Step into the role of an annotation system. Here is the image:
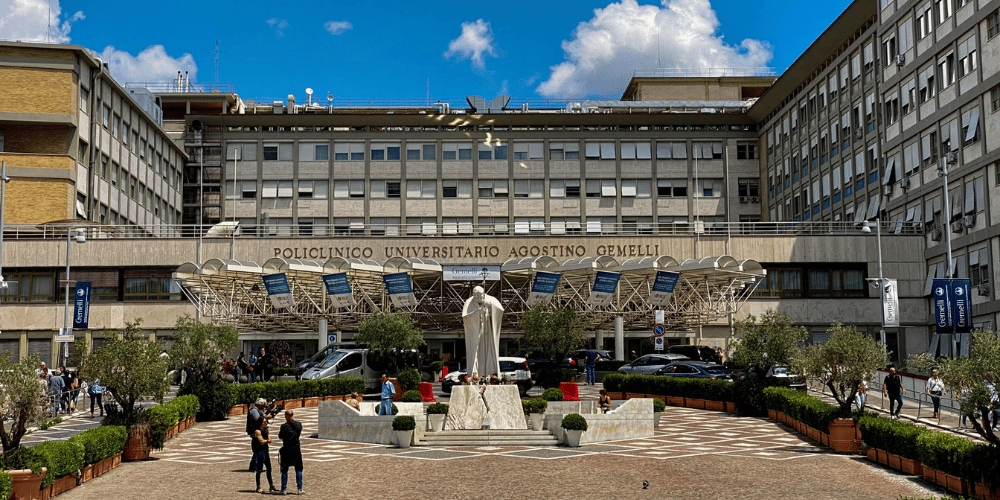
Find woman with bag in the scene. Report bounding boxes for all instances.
[926,369,945,419]
[88,378,105,418]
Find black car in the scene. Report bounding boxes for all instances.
[617,353,690,375]
[512,349,578,374]
[654,361,734,380]
[571,349,614,369]
[666,345,722,364]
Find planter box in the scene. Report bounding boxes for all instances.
[945,474,965,495]
[303,396,319,407]
[724,402,738,413]
[808,427,821,442]
[228,405,244,416]
[49,474,77,497]
[900,457,922,475]
[704,400,724,411]
[827,419,860,453]
[686,398,706,409]
[767,409,777,421]
[820,433,829,446]
[975,482,1000,500]
[283,399,301,409]
[921,465,936,483]
[935,470,949,488]
[80,465,94,483]
[608,392,625,400]
[625,392,645,400]
[866,448,878,462]
[886,453,901,471]
[112,453,122,468]
[776,412,787,424]
[667,396,685,407]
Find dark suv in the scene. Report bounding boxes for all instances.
[666,345,722,364]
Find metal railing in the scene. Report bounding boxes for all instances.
[632,68,778,78]
[127,82,236,94]
[0,220,924,240]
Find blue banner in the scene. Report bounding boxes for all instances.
[950,278,972,334]
[72,281,91,329]
[383,272,417,308]
[262,273,295,309]
[932,278,951,334]
[649,271,680,307]
[322,273,355,308]
[527,271,561,306]
[587,271,621,307]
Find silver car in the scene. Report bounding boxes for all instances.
[617,353,689,375]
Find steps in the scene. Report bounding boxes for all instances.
[419,429,559,447]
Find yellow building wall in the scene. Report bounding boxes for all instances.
[0,67,75,116]
[0,154,74,223]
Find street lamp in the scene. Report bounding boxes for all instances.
[862,218,887,346]
[62,228,86,365]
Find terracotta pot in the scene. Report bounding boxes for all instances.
[123,427,152,461]
[8,468,46,500]
[667,396,685,407]
[686,398,706,409]
[827,418,860,453]
[704,400,724,411]
[49,474,77,497]
[921,465,936,483]
[900,457,922,475]
[80,465,94,483]
[887,453,902,470]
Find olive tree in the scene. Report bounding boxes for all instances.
[0,353,48,452]
[81,319,169,423]
[354,312,424,374]
[908,329,1000,446]
[518,303,589,387]
[730,310,808,377]
[168,315,239,384]
[794,323,888,413]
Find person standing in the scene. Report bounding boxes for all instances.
[236,352,249,384]
[48,368,65,415]
[882,365,906,419]
[247,398,271,471]
[248,350,258,383]
[255,347,269,383]
[585,349,600,386]
[925,369,945,418]
[278,409,304,495]
[378,373,395,416]
[252,417,277,494]
[854,380,868,411]
[956,380,971,429]
[60,366,76,413]
[88,378,104,417]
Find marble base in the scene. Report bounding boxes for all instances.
[317,401,426,445]
[547,398,654,445]
[446,385,527,430]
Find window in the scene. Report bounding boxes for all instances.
[370,180,401,198]
[883,32,897,64]
[406,143,436,161]
[297,180,328,199]
[334,143,365,161]
[752,265,865,298]
[478,142,507,160]
[261,180,293,198]
[299,143,329,161]
[370,143,401,161]
[442,218,473,235]
[969,247,990,286]
[958,36,978,78]
[477,217,509,235]
[1,271,54,303]
[111,162,119,188]
[938,52,955,88]
[513,179,544,198]
[550,179,581,198]
[548,217,582,235]
[100,155,109,179]
[404,179,436,199]
[620,179,650,197]
[442,142,472,160]
[898,17,914,54]
[584,142,615,159]
[692,142,723,160]
[989,10,1000,39]
[514,142,544,160]
[548,142,579,160]
[736,141,758,160]
[514,217,546,235]
[917,1,933,39]
[370,217,401,236]
[992,85,1000,113]
[112,115,121,138]
[884,92,900,125]
[226,143,257,161]
[656,179,688,197]
[620,142,652,160]
[935,0,952,24]
[334,180,366,198]
[655,141,687,159]
[922,130,939,167]
[262,143,292,161]
[738,178,760,198]
[102,106,110,129]
[123,270,181,301]
[477,179,508,198]
[901,79,916,115]
[961,107,980,146]
[333,218,366,236]
[918,65,936,102]
[585,179,616,198]
[700,179,719,197]
[442,180,472,198]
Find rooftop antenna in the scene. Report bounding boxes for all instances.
[211,40,220,82]
[305,88,313,106]
[656,29,661,68]
[426,79,430,105]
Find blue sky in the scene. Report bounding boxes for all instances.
[1,0,853,103]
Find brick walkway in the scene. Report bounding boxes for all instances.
[55,391,950,500]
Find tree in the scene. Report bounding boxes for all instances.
[729,310,808,377]
[81,319,169,423]
[908,329,1000,446]
[354,312,424,374]
[0,353,48,452]
[167,315,239,384]
[518,304,589,387]
[794,323,888,412]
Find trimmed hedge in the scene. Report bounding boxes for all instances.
[401,390,422,402]
[31,440,85,488]
[178,380,234,421]
[231,378,365,407]
[602,374,734,403]
[858,415,929,461]
[601,373,625,392]
[67,425,128,465]
[0,472,10,500]
[541,388,564,401]
[149,395,202,448]
[916,431,982,481]
[762,387,848,433]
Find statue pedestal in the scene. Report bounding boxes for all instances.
[445,385,527,430]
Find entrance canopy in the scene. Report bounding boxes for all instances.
[173,255,764,334]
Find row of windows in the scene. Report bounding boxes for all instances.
[224,140,758,162]
[225,178,742,200]
[750,265,867,298]
[0,270,181,303]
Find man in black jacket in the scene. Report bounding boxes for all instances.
[278,409,303,495]
[882,365,906,418]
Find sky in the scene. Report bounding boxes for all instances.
[0,0,853,104]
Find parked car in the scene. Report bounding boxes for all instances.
[511,349,577,374]
[571,349,613,369]
[617,353,689,375]
[666,345,722,364]
[440,357,533,396]
[766,365,807,390]
[654,361,734,381]
[300,348,417,391]
[294,343,357,378]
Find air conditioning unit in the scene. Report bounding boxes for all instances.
[930,228,943,241]
[946,151,958,164]
[977,284,991,296]
[883,185,893,196]
[856,130,864,140]
[749,196,761,203]
[739,196,750,203]
[951,219,965,233]
[963,215,975,227]
[894,54,905,66]
[900,177,911,189]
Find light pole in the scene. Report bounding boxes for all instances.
[0,162,10,333]
[62,228,86,366]
[862,218,887,346]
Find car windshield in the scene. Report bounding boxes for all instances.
[317,351,348,370]
[705,367,729,375]
[772,367,789,375]
[499,361,521,371]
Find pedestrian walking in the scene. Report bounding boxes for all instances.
[925,369,945,418]
[378,373,395,416]
[48,369,65,415]
[88,378,105,417]
[882,365,905,418]
[62,367,79,412]
[278,409,304,495]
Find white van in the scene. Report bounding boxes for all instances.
[300,348,418,391]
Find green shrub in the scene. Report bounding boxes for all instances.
[522,401,531,415]
[396,368,421,391]
[175,395,201,419]
[426,403,449,415]
[178,380,234,421]
[401,390,422,402]
[858,416,928,460]
[0,446,45,475]
[601,373,625,392]
[916,431,981,480]
[561,413,588,431]
[542,388,564,401]
[429,361,445,372]
[527,398,548,414]
[392,415,416,431]
[272,367,295,377]
[761,386,847,432]
[148,404,178,449]
[32,440,85,488]
[0,471,11,500]
[652,398,666,413]
[67,425,127,465]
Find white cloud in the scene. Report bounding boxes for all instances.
[537,0,773,98]
[267,18,289,36]
[100,45,197,85]
[324,20,352,35]
[0,0,84,43]
[444,19,496,69]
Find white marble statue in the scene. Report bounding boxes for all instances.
[462,286,503,378]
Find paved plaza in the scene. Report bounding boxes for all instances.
[53,392,949,500]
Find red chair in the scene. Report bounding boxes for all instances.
[419,382,436,402]
[439,366,449,381]
[560,382,581,401]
